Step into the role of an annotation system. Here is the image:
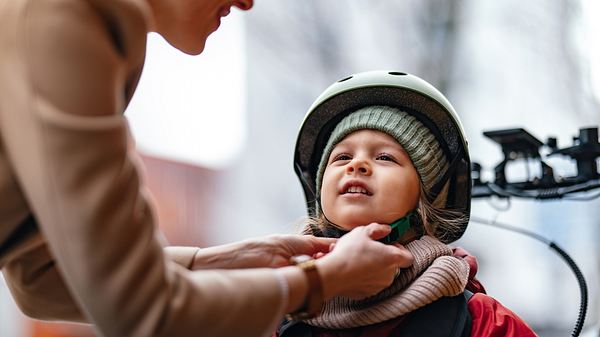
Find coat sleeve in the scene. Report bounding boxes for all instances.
[2,240,88,323]
[1,0,286,336]
[2,243,200,323]
[468,293,538,337]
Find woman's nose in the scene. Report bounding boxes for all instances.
[346,159,372,176]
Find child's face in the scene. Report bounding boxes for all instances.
[321,129,420,231]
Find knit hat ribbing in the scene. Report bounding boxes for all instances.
[315,106,449,203]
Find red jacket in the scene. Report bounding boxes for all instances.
[275,248,538,337]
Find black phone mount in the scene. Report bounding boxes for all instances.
[472,127,600,199]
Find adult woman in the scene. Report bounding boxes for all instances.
[0,1,413,336]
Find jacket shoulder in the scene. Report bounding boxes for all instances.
[17,0,149,114]
[24,0,149,62]
[468,293,538,337]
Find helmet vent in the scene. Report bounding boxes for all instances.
[338,76,353,82]
[388,71,407,76]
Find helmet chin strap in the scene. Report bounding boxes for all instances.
[379,211,419,244]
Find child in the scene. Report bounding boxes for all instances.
[277,71,537,337]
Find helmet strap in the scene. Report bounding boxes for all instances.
[429,146,464,201]
[378,211,419,244]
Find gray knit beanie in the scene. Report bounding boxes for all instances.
[316,106,449,204]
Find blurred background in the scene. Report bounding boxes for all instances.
[2,0,600,336]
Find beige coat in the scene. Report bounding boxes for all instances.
[0,0,285,336]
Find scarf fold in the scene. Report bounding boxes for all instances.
[303,236,469,329]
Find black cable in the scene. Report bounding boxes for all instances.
[486,183,544,199]
[549,242,588,337]
[487,183,516,198]
[483,180,600,200]
[470,216,550,244]
[470,216,588,337]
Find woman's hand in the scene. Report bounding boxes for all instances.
[191,234,336,270]
[315,223,414,300]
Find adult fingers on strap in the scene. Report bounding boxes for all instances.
[364,223,391,240]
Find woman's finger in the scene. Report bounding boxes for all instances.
[364,223,391,240]
[309,236,338,252]
[388,244,414,268]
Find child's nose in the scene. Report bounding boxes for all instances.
[346,159,372,175]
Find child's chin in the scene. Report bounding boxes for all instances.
[337,223,360,231]
[337,219,377,231]
[326,210,381,230]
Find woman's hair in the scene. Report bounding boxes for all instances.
[304,182,466,242]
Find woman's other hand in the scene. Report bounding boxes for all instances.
[191,234,336,270]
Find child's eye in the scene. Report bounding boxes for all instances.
[333,153,352,162]
[376,154,396,162]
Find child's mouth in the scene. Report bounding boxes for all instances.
[341,182,373,196]
[343,186,372,195]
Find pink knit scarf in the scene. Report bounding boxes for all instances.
[304,236,469,329]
